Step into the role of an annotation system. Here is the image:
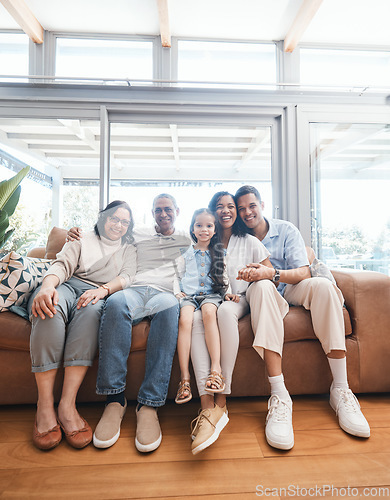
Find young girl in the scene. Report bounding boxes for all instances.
[173,208,239,404]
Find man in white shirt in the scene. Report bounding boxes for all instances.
[93,194,190,452]
[234,185,370,451]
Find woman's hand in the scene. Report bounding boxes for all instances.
[66,226,82,242]
[224,293,240,303]
[175,292,186,299]
[237,263,274,282]
[32,286,59,319]
[77,287,108,309]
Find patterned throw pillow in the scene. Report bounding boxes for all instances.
[0,251,52,312]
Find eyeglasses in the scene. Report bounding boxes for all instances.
[109,216,131,227]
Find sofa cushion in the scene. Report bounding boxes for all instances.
[45,227,67,259]
[0,252,52,313]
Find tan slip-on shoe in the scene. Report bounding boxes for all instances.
[191,404,229,455]
[135,405,162,453]
[32,418,62,451]
[93,399,127,449]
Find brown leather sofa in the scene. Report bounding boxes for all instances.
[1,227,390,405]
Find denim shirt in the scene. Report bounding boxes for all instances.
[180,246,215,296]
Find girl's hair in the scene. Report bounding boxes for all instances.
[189,208,226,293]
[208,191,247,238]
[94,200,135,245]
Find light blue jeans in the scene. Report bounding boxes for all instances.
[96,286,179,407]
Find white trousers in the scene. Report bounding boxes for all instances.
[190,277,345,397]
[191,296,249,397]
[283,277,346,354]
[246,280,290,358]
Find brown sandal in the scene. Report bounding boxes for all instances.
[175,380,192,404]
[205,371,225,393]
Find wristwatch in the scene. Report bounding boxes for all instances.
[272,269,281,284]
[101,284,110,296]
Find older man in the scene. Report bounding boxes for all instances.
[78,194,190,452]
[234,185,370,451]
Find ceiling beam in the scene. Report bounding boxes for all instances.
[234,129,269,172]
[0,0,44,44]
[283,0,323,53]
[169,124,180,171]
[156,0,171,48]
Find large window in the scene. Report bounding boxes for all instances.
[55,37,154,81]
[301,48,390,88]
[0,118,101,252]
[0,33,29,80]
[108,123,273,230]
[177,40,276,87]
[310,122,390,275]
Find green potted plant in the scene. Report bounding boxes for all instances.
[0,166,30,251]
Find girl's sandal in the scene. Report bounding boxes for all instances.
[205,371,225,393]
[175,380,192,404]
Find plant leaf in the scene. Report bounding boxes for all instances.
[0,166,30,210]
[2,186,21,218]
[0,228,14,248]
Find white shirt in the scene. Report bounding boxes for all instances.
[225,234,270,295]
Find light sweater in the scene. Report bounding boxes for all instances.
[45,230,137,288]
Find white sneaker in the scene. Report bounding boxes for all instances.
[330,385,370,438]
[265,395,294,450]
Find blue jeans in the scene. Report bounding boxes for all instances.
[96,286,179,407]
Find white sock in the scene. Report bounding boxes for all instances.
[268,374,291,404]
[328,356,349,390]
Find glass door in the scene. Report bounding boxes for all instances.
[106,118,280,230]
[310,121,390,275]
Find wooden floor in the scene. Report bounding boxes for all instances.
[1,394,390,500]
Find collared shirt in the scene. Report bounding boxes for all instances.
[261,218,309,295]
[131,226,191,293]
[174,245,229,296]
[178,246,215,296]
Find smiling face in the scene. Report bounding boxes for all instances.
[214,194,237,231]
[236,192,264,230]
[191,211,216,245]
[103,207,131,241]
[152,197,179,236]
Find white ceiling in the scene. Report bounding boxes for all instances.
[1,0,390,47]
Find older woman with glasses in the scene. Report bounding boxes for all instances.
[28,200,137,451]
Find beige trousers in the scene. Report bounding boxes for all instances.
[246,280,289,359]
[191,297,249,397]
[283,277,346,354]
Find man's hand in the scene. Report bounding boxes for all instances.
[77,287,108,309]
[175,292,186,299]
[224,293,240,303]
[32,286,59,319]
[67,226,82,242]
[237,263,274,282]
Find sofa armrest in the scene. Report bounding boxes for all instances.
[332,269,390,391]
[27,247,46,258]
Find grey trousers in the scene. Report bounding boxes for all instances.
[28,277,103,373]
